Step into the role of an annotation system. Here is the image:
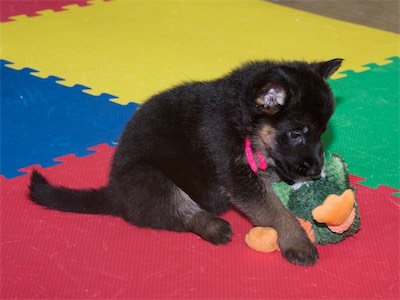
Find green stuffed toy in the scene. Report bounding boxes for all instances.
[245,154,361,253]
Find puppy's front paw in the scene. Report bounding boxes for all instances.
[280,236,319,266]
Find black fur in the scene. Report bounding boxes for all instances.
[29,59,343,266]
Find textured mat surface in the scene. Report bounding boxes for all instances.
[1,60,138,178]
[1,0,399,299]
[326,57,400,190]
[2,0,399,104]
[0,0,91,22]
[1,145,399,299]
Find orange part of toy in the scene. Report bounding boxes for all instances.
[312,189,355,226]
[245,218,316,253]
[245,227,279,253]
[328,207,356,234]
[296,218,316,243]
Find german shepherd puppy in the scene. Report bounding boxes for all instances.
[29,59,343,266]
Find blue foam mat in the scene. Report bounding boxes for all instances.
[1,60,139,178]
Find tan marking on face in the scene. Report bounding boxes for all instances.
[258,125,277,149]
[242,125,277,168]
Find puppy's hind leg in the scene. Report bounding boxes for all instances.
[113,166,232,245]
[175,188,233,245]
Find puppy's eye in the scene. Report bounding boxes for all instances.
[288,131,302,139]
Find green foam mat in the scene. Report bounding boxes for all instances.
[325,57,400,190]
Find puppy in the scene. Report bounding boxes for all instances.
[29,58,343,266]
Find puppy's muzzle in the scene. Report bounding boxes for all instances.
[297,162,322,180]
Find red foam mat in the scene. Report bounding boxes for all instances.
[0,1,90,22]
[1,144,399,299]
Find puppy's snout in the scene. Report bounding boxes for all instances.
[298,162,322,179]
[308,170,322,180]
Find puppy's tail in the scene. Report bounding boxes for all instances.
[28,170,118,215]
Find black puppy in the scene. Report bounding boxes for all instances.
[29,59,343,266]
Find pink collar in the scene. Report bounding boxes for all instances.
[245,137,267,173]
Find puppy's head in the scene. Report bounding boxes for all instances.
[250,59,343,184]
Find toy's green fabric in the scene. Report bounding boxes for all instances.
[272,154,361,244]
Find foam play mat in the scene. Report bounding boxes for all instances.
[1,0,399,298]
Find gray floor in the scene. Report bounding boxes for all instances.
[269,0,400,33]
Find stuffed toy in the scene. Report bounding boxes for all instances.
[245,154,361,253]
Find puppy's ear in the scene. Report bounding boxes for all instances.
[255,84,287,115]
[313,58,344,80]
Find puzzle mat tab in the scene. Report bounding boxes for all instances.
[1,144,399,299]
[0,0,91,22]
[2,0,399,105]
[0,60,138,178]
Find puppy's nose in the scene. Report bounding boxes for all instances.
[309,172,321,180]
[306,163,322,179]
[300,162,321,179]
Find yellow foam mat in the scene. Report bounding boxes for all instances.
[2,0,399,104]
